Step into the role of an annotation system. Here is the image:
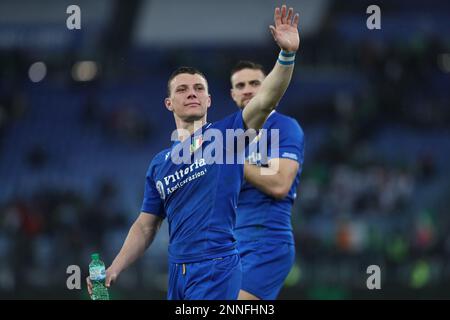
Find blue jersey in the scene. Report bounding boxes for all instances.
[235,111,304,244]
[141,111,245,264]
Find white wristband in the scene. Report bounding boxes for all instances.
[277,50,296,65]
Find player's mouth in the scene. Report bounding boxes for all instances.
[242,97,253,105]
[185,102,201,108]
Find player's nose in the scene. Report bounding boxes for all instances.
[186,89,197,99]
[243,86,256,95]
[243,91,254,98]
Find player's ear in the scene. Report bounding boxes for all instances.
[230,88,237,102]
[206,94,211,109]
[165,98,173,111]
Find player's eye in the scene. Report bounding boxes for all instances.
[250,81,261,87]
[236,83,244,89]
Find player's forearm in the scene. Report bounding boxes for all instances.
[110,218,160,274]
[243,56,295,130]
[259,60,294,108]
[244,163,287,200]
[243,5,300,130]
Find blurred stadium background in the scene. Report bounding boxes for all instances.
[1,0,450,299]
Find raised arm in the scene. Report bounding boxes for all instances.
[243,5,300,130]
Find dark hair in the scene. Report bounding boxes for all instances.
[230,60,266,79]
[167,66,208,97]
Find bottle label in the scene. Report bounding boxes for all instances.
[89,266,106,281]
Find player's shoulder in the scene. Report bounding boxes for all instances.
[147,147,172,170]
[269,111,303,133]
[212,110,242,128]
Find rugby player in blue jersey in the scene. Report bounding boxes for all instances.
[230,60,304,300]
[87,5,300,300]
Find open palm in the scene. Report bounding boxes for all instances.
[269,5,300,53]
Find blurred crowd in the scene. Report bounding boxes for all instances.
[1,1,450,299]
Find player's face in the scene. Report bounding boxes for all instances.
[231,69,265,109]
[165,73,211,122]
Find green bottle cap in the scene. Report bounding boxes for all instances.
[91,253,100,260]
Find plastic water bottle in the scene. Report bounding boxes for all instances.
[89,253,110,300]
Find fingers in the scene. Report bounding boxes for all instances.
[274,7,281,27]
[286,7,293,25]
[292,13,300,28]
[86,277,92,295]
[105,275,113,287]
[105,269,117,288]
[281,5,287,24]
[275,5,298,26]
[269,25,277,41]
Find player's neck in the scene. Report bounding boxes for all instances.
[175,116,207,142]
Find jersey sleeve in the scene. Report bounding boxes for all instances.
[270,117,304,164]
[212,111,249,161]
[140,161,166,218]
[214,110,245,132]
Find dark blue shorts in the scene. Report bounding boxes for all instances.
[167,254,242,300]
[238,240,295,300]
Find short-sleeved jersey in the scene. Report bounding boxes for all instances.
[141,111,246,264]
[235,111,304,244]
